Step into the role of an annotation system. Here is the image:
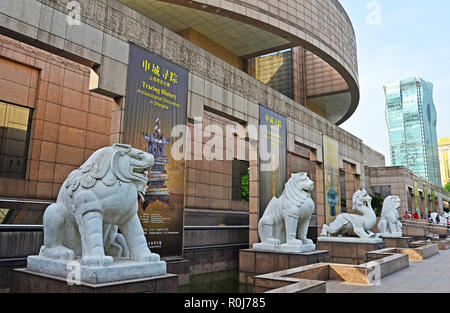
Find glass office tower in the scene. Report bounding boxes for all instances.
[384,77,441,186]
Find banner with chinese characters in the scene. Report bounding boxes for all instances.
[124,43,188,257]
[259,105,287,219]
[323,135,341,225]
[414,182,419,213]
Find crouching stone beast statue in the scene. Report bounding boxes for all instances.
[377,195,403,237]
[39,144,159,267]
[253,173,316,253]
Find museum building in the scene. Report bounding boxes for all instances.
[0,0,449,287]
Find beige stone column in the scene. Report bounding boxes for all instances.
[110,97,126,145]
[315,162,325,236]
[344,162,355,212]
[249,142,259,246]
[292,47,307,107]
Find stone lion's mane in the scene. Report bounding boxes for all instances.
[284,174,309,207]
[64,147,125,197]
[381,196,399,218]
[352,189,369,207]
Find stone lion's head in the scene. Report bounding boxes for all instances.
[381,195,401,219]
[352,189,372,210]
[67,144,153,193]
[111,144,154,185]
[283,172,314,206]
[291,172,314,193]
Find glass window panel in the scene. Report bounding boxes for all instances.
[0,102,32,179]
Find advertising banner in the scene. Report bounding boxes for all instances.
[424,186,428,216]
[125,43,188,257]
[323,135,341,225]
[259,105,287,219]
[414,182,419,213]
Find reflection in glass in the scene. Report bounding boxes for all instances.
[0,102,31,179]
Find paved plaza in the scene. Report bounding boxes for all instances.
[327,249,450,293]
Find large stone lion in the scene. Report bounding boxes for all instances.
[256,172,315,250]
[377,195,402,237]
[39,144,160,267]
[320,189,379,239]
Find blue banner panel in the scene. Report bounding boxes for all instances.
[125,43,188,258]
[259,105,287,219]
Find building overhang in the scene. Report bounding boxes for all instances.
[119,0,360,125]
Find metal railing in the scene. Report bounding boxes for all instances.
[0,225,43,232]
[401,219,449,230]
[0,225,249,231]
[184,225,249,231]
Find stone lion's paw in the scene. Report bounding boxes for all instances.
[149,253,160,262]
[81,255,114,267]
[135,253,160,263]
[266,238,281,245]
[39,246,75,260]
[286,239,304,246]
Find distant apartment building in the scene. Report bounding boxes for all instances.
[384,77,441,186]
[439,137,450,187]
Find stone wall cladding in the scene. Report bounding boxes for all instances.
[0,34,113,204]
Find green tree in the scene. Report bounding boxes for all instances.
[444,182,450,192]
[241,169,249,201]
[371,195,384,217]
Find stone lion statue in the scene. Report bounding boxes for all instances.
[39,144,160,267]
[377,195,402,237]
[255,172,315,252]
[320,189,379,239]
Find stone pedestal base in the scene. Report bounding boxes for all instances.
[437,240,450,250]
[382,236,412,249]
[165,258,190,286]
[317,237,384,265]
[27,256,166,285]
[239,249,329,286]
[10,268,178,293]
[252,243,316,253]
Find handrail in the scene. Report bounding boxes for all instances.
[401,219,449,227]
[401,220,449,232]
[0,225,249,232]
[184,225,249,231]
[0,225,43,232]
[183,243,249,250]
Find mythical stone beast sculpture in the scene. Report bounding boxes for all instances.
[256,173,315,252]
[39,144,159,267]
[320,189,379,239]
[377,195,402,237]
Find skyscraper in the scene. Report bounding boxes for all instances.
[439,137,450,187]
[384,77,441,186]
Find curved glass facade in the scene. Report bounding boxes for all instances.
[384,78,441,186]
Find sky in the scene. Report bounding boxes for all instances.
[339,0,450,165]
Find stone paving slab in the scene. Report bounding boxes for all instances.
[327,250,450,293]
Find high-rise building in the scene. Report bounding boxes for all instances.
[439,137,450,187]
[384,77,441,186]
